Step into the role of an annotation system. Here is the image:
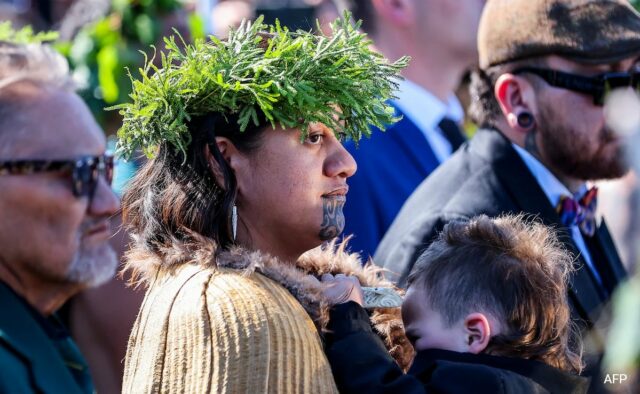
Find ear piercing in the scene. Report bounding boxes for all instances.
[232,205,238,241]
[516,112,534,129]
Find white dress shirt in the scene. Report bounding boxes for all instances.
[392,79,464,163]
[513,144,603,287]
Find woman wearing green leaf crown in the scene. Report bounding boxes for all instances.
[117,14,409,393]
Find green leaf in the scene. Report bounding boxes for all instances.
[135,14,155,46]
[188,13,206,41]
[97,46,120,103]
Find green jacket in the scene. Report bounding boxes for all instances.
[0,282,87,394]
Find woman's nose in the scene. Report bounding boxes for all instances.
[325,141,357,179]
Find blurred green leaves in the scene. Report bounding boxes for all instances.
[59,0,204,129]
[97,45,119,103]
[0,22,58,44]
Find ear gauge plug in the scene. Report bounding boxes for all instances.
[516,112,535,129]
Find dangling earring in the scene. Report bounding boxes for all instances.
[232,204,238,242]
[517,111,534,130]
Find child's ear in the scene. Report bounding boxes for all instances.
[463,313,492,354]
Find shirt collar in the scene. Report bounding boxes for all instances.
[391,78,464,132]
[512,143,589,205]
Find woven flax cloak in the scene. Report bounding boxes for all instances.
[122,238,412,393]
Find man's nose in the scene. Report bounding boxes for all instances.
[89,177,120,217]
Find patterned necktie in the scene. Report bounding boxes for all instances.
[556,187,598,237]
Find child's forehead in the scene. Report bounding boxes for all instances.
[402,287,431,319]
[405,284,431,303]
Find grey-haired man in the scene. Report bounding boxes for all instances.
[0,41,119,393]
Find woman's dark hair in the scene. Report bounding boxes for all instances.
[122,112,268,262]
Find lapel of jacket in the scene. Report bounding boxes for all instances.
[470,128,604,326]
[0,283,83,394]
[385,103,441,176]
[593,221,627,283]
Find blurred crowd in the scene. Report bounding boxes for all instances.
[1,0,640,393]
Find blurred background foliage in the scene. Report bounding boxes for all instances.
[0,21,58,43]
[55,0,204,132]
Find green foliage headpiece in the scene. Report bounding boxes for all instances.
[113,12,409,159]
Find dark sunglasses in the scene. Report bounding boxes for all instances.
[0,153,114,198]
[512,67,640,106]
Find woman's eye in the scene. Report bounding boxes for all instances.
[306,133,324,145]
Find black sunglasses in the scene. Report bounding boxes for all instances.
[512,67,640,106]
[0,153,114,198]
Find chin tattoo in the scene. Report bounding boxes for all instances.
[319,198,346,240]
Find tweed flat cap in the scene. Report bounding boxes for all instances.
[478,0,640,69]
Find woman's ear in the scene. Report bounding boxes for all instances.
[204,137,242,188]
[214,136,236,164]
[463,312,492,354]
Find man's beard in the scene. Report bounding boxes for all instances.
[537,104,629,181]
[66,239,118,287]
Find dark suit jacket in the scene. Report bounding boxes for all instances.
[325,302,590,394]
[0,282,87,394]
[375,128,627,327]
[343,105,441,259]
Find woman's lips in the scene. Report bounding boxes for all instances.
[323,195,346,202]
[323,186,349,201]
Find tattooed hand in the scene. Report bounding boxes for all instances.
[319,196,346,240]
[319,273,364,306]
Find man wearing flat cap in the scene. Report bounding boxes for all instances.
[376,0,638,359]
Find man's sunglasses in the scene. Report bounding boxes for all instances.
[512,67,640,106]
[0,153,114,198]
